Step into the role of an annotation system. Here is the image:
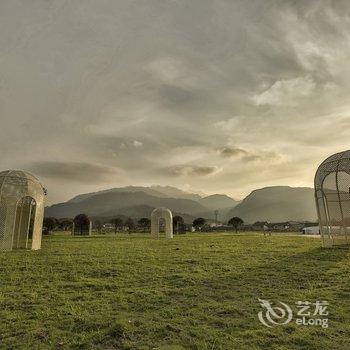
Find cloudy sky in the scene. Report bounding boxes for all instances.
[1,0,350,204]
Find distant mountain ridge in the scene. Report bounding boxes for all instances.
[45,185,316,224]
[46,191,208,220]
[225,186,316,223]
[198,194,239,210]
[68,185,203,203]
[149,186,202,201]
[68,186,168,203]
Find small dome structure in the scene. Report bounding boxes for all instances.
[151,207,173,238]
[0,170,45,251]
[72,213,92,236]
[315,150,350,247]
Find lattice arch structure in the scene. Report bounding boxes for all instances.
[315,150,350,247]
[72,214,92,236]
[151,207,173,238]
[0,170,45,251]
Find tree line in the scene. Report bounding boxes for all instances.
[43,215,244,234]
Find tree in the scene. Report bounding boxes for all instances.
[111,217,123,233]
[173,215,184,233]
[193,217,206,231]
[125,217,135,233]
[59,219,73,231]
[228,216,244,233]
[43,217,57,234]
[138,218,151,232]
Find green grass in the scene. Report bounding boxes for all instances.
[0,233,349,349]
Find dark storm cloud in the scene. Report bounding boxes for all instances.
[1,0,350,203]
[29,161,119,183]
[220,147,250,158]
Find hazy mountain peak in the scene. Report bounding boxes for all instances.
[149,185,203,201]
[226,186,316,223]
[199,194,239,210]
[68,186,169,203]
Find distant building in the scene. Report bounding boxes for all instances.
[268,221,313,232]
[209,222,223,228]
[302,226,320,235]
[103,223,114,229]
[252,221,269,231]
[247,221,319,233]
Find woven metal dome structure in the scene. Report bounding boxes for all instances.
[72,213,92,236]
[0,170,45,251]
[315,150,350,247]
[151,207,173,238]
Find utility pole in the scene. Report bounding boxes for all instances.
[214,210,219,227]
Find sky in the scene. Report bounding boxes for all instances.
[1,0,350,204]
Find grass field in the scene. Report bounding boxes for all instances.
[0,233,349,350]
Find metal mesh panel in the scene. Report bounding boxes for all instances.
[0,199,16,251]
[13,197,35,249]
[314,151,350,247]
[0,170,44,251]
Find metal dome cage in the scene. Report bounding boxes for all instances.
[0,170,45,251]
[72,214,92,236]
[315,150,350,247]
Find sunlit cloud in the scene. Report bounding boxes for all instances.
[1,0,350,204]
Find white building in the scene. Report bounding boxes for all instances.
[302,226,320,235]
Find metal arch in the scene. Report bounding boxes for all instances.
[335,153,347,243]
[314,151,350,247]
[151,207,173,239]
[314,150,350,189]
[0,170,45,251]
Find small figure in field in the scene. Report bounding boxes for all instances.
[263,224,271,236]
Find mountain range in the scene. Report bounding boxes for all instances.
[45,185,317,224]
[68,185,202,203]
[225,186,317,223]
[45,186,239,223]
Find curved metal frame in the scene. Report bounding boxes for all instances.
[315,150,350,247]
[151,207,173,238]
[0,170,45,251]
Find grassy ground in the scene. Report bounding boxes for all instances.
[0,233,349,350]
